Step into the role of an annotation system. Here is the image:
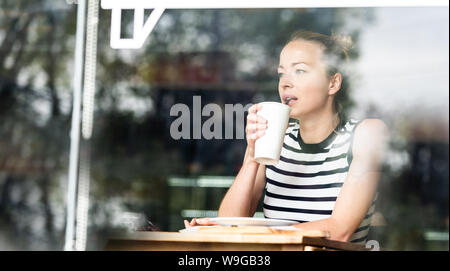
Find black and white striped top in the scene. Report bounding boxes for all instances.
[263,119,376,244]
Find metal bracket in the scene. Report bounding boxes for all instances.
[101,1,165,49]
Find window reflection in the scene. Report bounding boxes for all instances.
[0,3,448,250]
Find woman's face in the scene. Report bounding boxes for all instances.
[278,40,332,118]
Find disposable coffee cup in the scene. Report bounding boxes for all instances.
[254,102,291,165]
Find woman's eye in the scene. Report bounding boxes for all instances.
[295,69,305,74]
[277,73,284,78]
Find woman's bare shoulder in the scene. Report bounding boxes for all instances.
[352,118,389,156]
[354,118,388,138]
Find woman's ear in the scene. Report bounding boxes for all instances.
[328,73,342,95]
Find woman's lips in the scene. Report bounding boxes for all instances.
[286,98,298,106]
[283,96,298,106]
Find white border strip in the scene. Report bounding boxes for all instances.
[101,0,448,49]
[65,0,86,251]
[101,0,449,9]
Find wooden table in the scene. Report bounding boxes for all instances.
[105,226,368,251]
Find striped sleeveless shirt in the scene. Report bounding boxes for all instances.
[263,119,376,244]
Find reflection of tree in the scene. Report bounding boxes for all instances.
[0,0,75,249]
[0,4,386,249]
[371,110,449,250]
[139,9,373,82]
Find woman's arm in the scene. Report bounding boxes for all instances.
[218,103,268,217]
[218,148,266,217]
[294,119,389,242]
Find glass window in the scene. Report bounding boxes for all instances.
[0,1,448,250]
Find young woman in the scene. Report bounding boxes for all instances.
[185,30,388,244]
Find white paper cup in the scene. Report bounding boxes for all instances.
[254,102,291,165]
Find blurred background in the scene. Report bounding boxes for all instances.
[0,1,448,250]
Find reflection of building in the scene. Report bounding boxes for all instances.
[373,114,449,249]
[141,51,235,88]
[139,51,277,92]
[407,117,449,218]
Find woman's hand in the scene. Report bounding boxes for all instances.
[245,103,268,162]
[183,217,219,228]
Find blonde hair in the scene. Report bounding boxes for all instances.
[288,30,353,64]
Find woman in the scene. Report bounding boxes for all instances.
[185,30,388,244]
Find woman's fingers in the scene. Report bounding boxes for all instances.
[184,218,196,228]
[247,129,266,140]
[246,112,268,141]
[247,104,267,137]
[247,113,267,124]
[184,217,219,228]
[199,218,219,225]
[248,103,262,114]
[246,123,268,134]
[246,103,266,157]
[246,104,268,139]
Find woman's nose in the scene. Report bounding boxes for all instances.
[280,76,294,90]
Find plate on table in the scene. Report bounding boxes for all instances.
[208,217,297,227]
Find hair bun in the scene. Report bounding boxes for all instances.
[331,34,354,52]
